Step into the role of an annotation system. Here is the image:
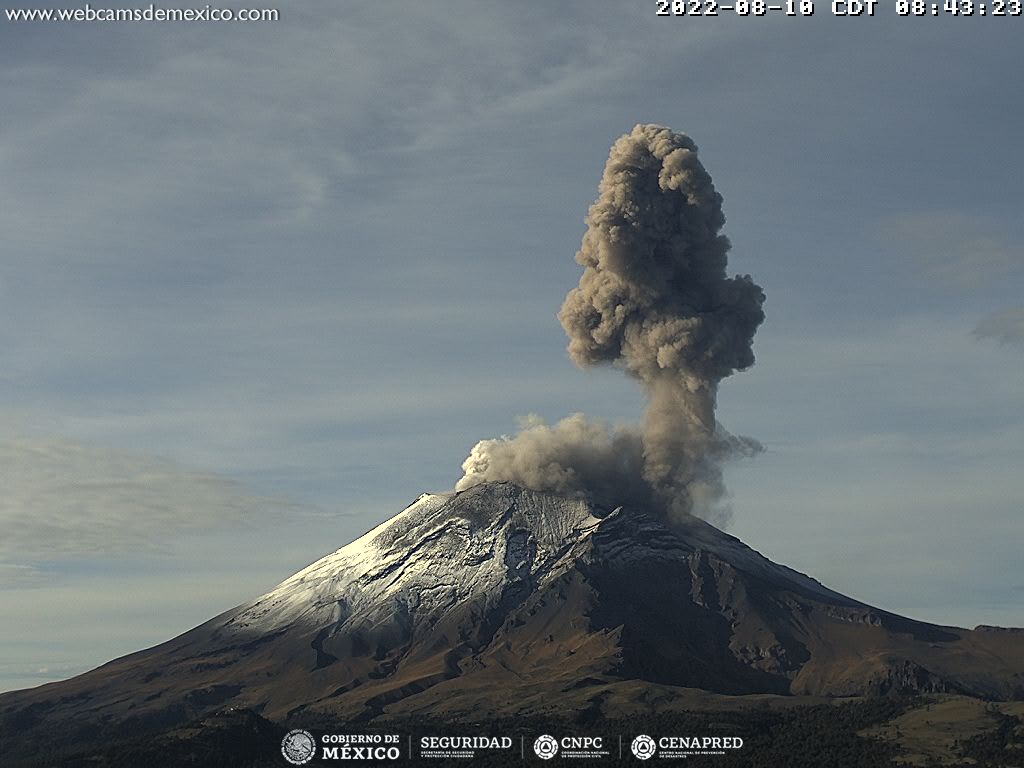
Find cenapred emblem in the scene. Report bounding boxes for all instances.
[533,734,559,760]
[281,729,316,765]
[631,734,657,760]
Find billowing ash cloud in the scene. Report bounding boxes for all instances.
[458,124,765,521]
[458,414,652,508]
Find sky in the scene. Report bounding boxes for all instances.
[1,2,1022,693]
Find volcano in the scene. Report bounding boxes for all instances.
[1,481,1022,762]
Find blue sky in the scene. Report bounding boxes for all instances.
[1,2,1022,692]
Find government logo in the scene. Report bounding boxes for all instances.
[533,734,559,760]
[281,729,316,765]
[631,734,657,760]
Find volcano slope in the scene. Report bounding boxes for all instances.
[1,481,1022,760]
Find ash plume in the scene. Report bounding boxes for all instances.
[458,124,765,521]
[458,414,652,509]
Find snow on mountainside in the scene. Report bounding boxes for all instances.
[226,487,602,635]
[223,482,850,640]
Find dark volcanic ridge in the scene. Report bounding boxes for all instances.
[1,482,1022,762]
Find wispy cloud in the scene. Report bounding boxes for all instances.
[0,563,47,588]
[879,212,1022,288]
[0,438,304,565]
[973,307,1024,347]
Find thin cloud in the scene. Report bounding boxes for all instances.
[0,438,304,561]
[0,563,48,589]
[879,212,1022,288]
[973,307,1024,347]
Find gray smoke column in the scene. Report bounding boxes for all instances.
[458,124,765,520]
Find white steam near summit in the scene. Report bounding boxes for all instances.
[458,124,765,522]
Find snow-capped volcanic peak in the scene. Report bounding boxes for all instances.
[223,482,848,642]
[224,483,605,636]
